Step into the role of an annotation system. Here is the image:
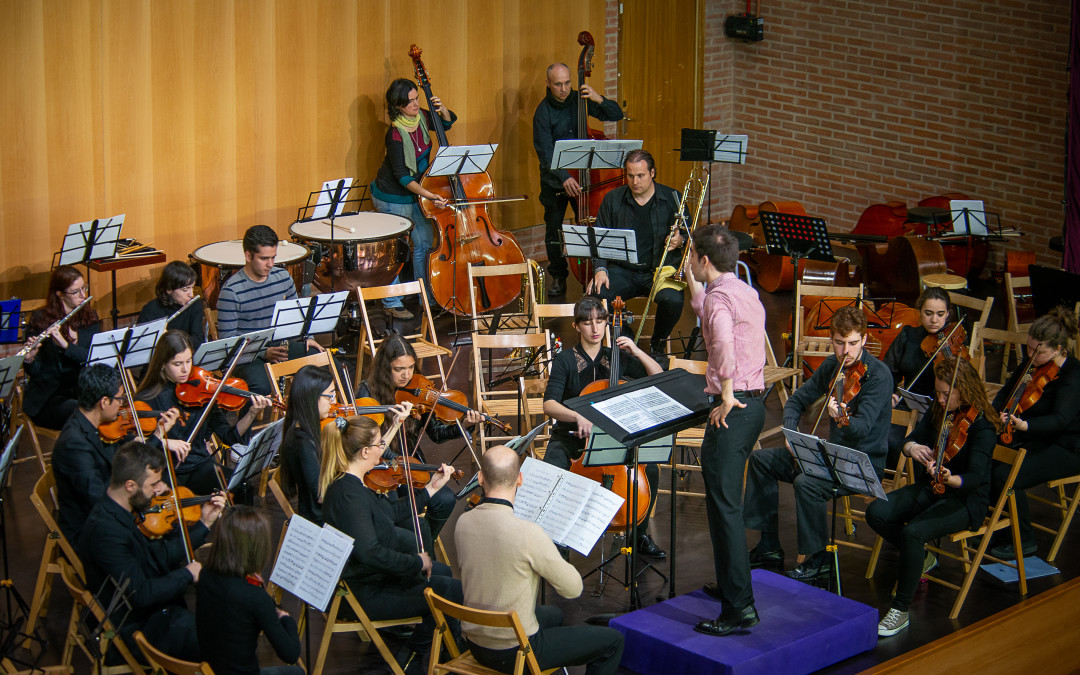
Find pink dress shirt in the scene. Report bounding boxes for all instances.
[691,272,766,395]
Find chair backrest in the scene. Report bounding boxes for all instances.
[267,467,296,519]
[668,357,707,375]
[424,587,542,675]
[265,350,347,401]
[356,279,440,356]
[468,262,536,332]
[948,291,993,340]
[532,302,575,333]
[793,281,864,365]
[472,331,552,400]
[970,322,1028,382]
[987,444,1027,522]
[1004,273,1032,332]
[133,631,213,675]
[30,469,85,579]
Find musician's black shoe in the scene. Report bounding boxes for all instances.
[693,604,759,637]
[703,582,723,600]
[784,551,833,583]
[637,533,666,559]
[748,545,785,568]
[989,540,1037,561]
[548,276,567,297]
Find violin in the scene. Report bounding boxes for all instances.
[831,360,868,428]
[137,485,221,538]
[921,322,969,361]
[175,366,285,412]
[395,373,512,433]
[408,44,526,316]
[999,354,1060,445]
[98,401,188,443]
[320,399,395,428]
[570,298,651,532]
[931,405,979,494]
[364,454,464,495]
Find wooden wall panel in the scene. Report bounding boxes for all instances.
[0,0,609,314]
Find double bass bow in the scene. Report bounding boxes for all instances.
[408,44,526,316]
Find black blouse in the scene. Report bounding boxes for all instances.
[543,343,647,440]
[993,356,1080,451]
[882,325,935,397]
[21,316,100,418]
[137,386,248,474]
[137,297,206,354]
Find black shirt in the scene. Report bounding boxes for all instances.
[22,316,100,419]
[532,90,623,191]
[593,184,683,271]
[544,343,647,440]
[279,426,322,524]
[137,297,206,355]
[137,386,247,476]
[992,356,1080,451]
[882,325,935,397]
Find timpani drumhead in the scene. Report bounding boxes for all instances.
[289,212,412,242]
[191,240,309,266]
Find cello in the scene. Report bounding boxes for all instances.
[566,31,625,287]
[409,44,526,316]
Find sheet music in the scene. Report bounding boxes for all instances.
[591,386,692,434]
[561,488,626,553]
[312,178,353,219]
[269,515,354,612]
[513,458,563,523]
[516,457,624,555]
[897,387,932,415]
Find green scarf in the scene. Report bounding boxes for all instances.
[392,112,431,175]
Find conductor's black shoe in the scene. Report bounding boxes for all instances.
[784,551,833,583]
[694,604,759,637]
[637,533,666,559]
[748,545,785,568]
[547,276,566,297]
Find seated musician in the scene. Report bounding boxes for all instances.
[542,296,667,559]
[137,261,206,354]
[135,330,270,496]
[196,505,303,675]
[216,224,323,395]
[866,357,1000,637]
[744,306,892,582]
[455,445,624,675]
[355,333,480,539]
[882,287,952,466]
[79,441,226,662]
[988,306,1080,560]
[588,148,685,357]
[320,414,463,675]
[52,364,176,542]
[278,364,338,524]
[371,77,455,316]
[22,265,101,430]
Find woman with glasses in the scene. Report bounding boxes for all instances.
[137,261,206,354]
[22,265,101,430]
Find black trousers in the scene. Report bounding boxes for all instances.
[865,484,970,612]
[990,443,1080,544]
[349,562,462,654]
[468,605,624,675]
[593,265,685,348]
[700,398,765,611]
[29,395,78,431]
[543,435,660,533]
[540,185,577,280]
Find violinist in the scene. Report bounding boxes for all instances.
[866,357,1000,637]
[744,306,892,584]
[196,506,303,675]
[356,334,479,539]
[22,265,101,430]
[135,330,271,496]
[371,78,455,316]
[79,441,227,662]
[137,261,206,354]
[987,306,1080,560]
[52,364,176,542]
[533,62,623,297]
[542,296,666,559]
[589,149,686,357]
[278,365,339,524]
[320,414,463,674]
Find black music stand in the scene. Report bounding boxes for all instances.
[783,428,885,595]
[552,139,642,179]
[270,291,349,344]
[759,210,836,347]
[564,368,710,612]
[677,129,749,225]
[192,328,276,371]
[57,215,125,267]
[230,419,284,493]
[78,575,134,671]
[1028,265,1080,318]
[0,426,40,666]
[85,319,167,369]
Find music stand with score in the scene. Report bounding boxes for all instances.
[0,300,20,344]
[192,328,277,371]
[296,178,365,298]
[677,129,749,224]
[229,419,285,493]
[57,215,125,267]
[270,291,348,343]
[86,319,167,369]
[561,225,639,269]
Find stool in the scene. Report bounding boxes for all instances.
[922,273,967,291]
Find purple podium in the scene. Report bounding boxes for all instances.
[610,569,878,675]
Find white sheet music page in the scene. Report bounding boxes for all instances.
[515,457,563,523]
[591,385,691,434]
[269,515,354,612]
[516,457,625,555]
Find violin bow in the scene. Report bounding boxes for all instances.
[907,312,967,389]
[184,338,250,445]
[1000,344,1041,443]
[931,355,964,493]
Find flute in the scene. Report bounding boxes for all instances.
[165,294,202,326]
[18,296,93,356]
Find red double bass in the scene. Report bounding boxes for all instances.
[567,31,624,287]
[409,45,525,316]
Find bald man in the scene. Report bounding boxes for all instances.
[532,62,623,297]
[455,446,623,675]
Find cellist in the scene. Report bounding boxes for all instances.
[541,296,666,558]
[866,357,1000,637]
[987,306,1080,560]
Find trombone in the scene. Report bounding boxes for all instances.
[634,167,710,341]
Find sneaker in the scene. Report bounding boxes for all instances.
[547,275,567,297]
[988,540,1037,561]
[922,551,938,576]
[878,608,909,637]
[387,306,414,320]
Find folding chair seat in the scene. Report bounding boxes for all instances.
[133,631,214,675]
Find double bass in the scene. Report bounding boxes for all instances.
[409,45,526,316]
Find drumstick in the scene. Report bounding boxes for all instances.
[119,244,151,255]
[320,220,355,234]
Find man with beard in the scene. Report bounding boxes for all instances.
[79,442,226,662]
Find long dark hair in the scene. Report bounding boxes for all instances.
[385,78,418,122]
[279,365,335,496]
[205,506,272,578]
[930,357,1003,433]
[368,334,416,415]
[136,330,192,399]
[155,261,198,307]
[30,265,100,332]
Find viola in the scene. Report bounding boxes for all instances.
[364,454,464,495]
[320,399,395,428]
[175,366,285,412]
[569,298,651,532]
[1000,357,1060,445]
[408,44,525,316]
[137,485,216,538]
[831,360,868,428]
[395,372,512,434]
[98,401,188,443]
[920,322,969,361]
[931,404,979,494]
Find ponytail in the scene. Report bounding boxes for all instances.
[317,415,381,500]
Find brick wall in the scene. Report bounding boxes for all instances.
[701,0,1069,270]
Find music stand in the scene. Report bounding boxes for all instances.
[552,139,642,175]
[561,225,639,269]
[229,419,284,492]
[677,129,750,224]
[0,356,24,404]
[1028,264,1080,318]
[86,319,167,369]
[0,300,19,344]
[78,576,133,671]
[760,210,835,344]
[296,179,365,300]
[192,328,276,371]
[270,291,349,342]
[57,214,125,266]
[783,428,885,595]
[896,387,932,416]
[564,368,710,611]
[455,421,549,501]
[0,425,38,663]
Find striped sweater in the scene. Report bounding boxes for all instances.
[216,267,297,337]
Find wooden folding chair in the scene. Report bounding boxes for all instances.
[25,468,86,647]
[423,587,560,675]
[15,386,58,477]
[355,279,450,385]
[468,262,536,334]
[1027,473,1080,564]
[300,580,420,675]
[531,303,575,334]
[948,290,992,348]
[57,559,146,674]
[265,351,347,402]
[793,281,865,370]
[471,331,551,454]
[1,659,71,674]
[133,631,214,675]
[969,322,1028,393]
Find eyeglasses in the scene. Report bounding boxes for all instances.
[64,287,89,297]
[320,393,337,402]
